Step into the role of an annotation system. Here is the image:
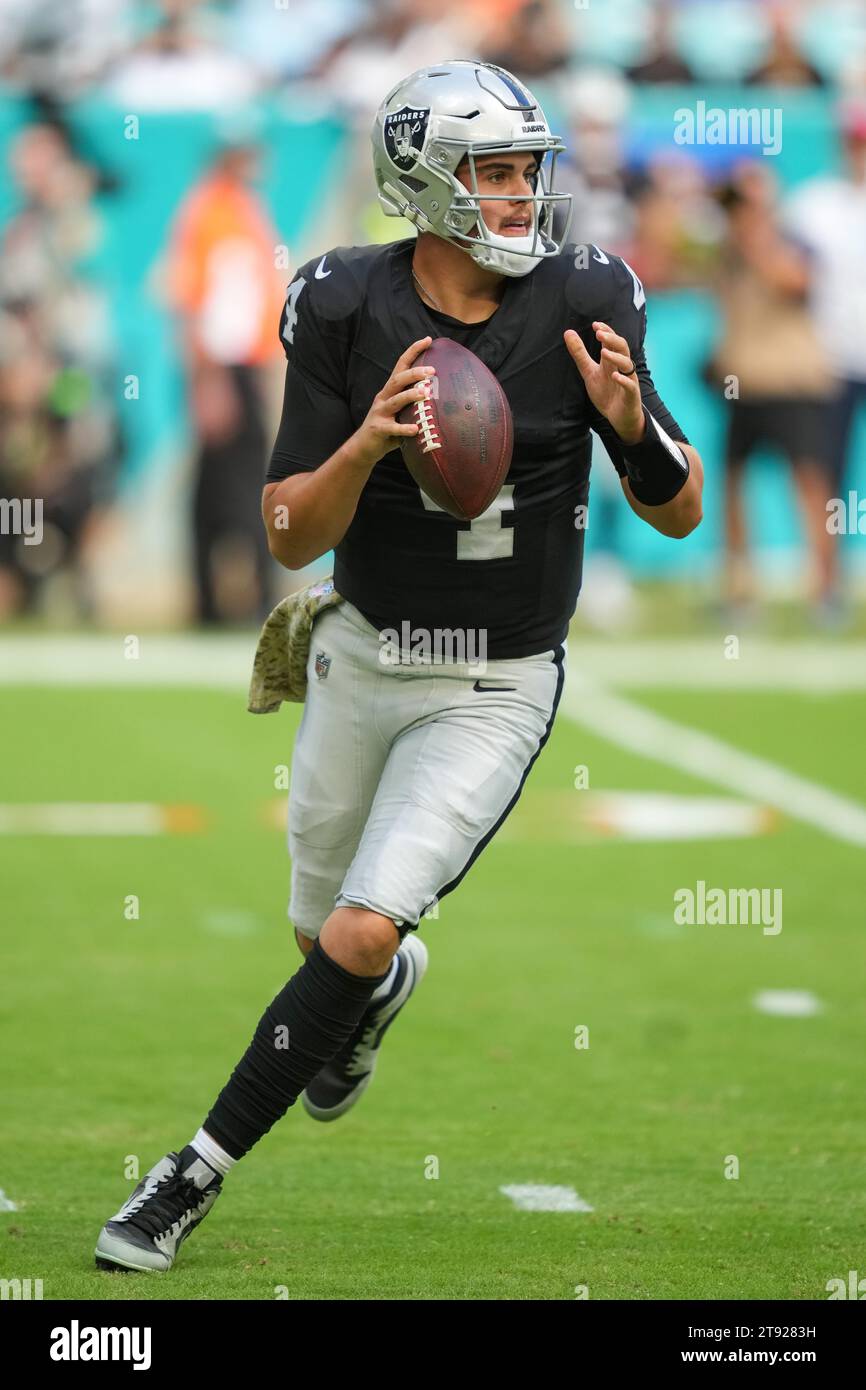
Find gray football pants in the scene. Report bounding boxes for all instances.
[286,599,566,938]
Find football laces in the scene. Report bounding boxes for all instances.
[413,397,441,455]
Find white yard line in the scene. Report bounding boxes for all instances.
[0,803,205,835]
[499,1184,594,1213]
[561,678,866,848]
[3,635,865,845]
[1,636,866,690]
[0,636,253,689]
[565,640,866,691]
[753,990,822,1017]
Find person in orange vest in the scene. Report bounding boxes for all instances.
[165,126,286,624]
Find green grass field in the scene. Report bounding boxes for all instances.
[2,628,865,1300]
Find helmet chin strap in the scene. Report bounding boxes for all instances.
[467,230,543,278]
[426,225,541,278]
[461,209,545,278]
[418,204,546,278]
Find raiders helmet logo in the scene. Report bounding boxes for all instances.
[384,106,429,171]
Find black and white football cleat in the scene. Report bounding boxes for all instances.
[302,933,428,1122]
[95,1146,222,1273]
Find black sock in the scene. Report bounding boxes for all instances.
[202,939,389,1159]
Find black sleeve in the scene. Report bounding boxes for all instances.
[278,253,354,391]
[265,359,355,483]
[566,249,690,478]
[590,343,690,479]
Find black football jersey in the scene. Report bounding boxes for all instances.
[266,237,689,658]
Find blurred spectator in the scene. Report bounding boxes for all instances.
[706,166,837,616]
[785,97,866,497]
[313,0,482,123]
[108,0,259,111]
[552,68,642,632]
[553,68,636,253]
[745,4,825,87]
[628,154,724,291]
[0,114,121,619]
[837,38,866,96]
[163,126,285,625]
[229,0,364,87]
[479,0,570,80]
[0,0,133,101]
[312,0,485,245]
[626,3,695,85]
[1,119,110,337]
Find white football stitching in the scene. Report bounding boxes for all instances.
[413,395,441,454]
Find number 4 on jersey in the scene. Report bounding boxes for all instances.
[282,277,306,347]
[420,485,515,559]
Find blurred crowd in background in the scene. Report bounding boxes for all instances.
[0,0,865,629]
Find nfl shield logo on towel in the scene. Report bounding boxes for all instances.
[314,650,331,681]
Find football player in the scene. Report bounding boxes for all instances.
[95,59,702,1273]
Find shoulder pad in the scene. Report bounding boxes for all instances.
[562,243,647,349]
[288,246,367,326]
[279,245,376,390]
[279,243,391,368]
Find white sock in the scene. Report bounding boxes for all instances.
[369,952,400,1001]
[190,1126,237,1177]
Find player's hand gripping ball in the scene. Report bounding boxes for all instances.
[398,337,513,520]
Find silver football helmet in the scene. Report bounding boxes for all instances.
[371,59,573,277]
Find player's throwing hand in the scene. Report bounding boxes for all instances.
[353,337,437,466]
[564,322,645,446]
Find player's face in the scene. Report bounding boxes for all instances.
[456,154,540,237]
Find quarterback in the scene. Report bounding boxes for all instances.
[95,60,702,1272]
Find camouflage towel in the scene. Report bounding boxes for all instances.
[248,576,344,713]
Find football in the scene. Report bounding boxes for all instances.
[398,337,513,520]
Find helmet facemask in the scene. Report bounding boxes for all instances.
[439,146,572,277]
